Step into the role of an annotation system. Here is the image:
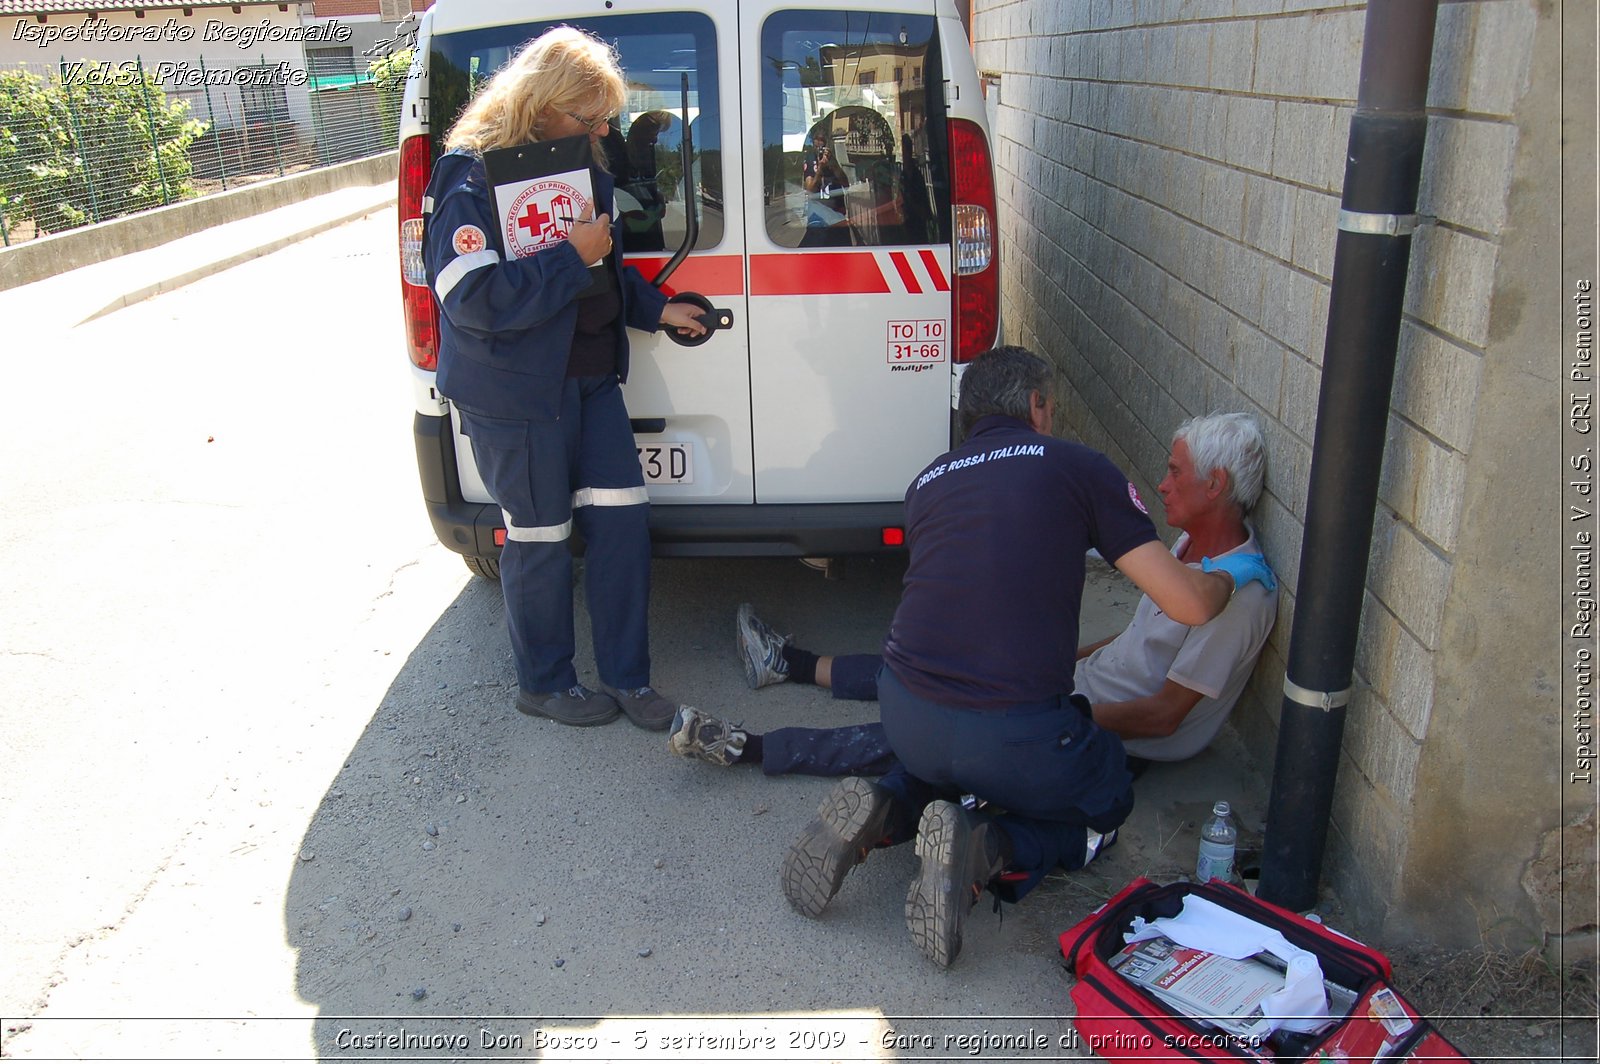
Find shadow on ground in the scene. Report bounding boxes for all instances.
[286,556,1044,1057]
[278,555,1302,1060]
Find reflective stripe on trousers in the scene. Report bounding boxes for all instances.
[500,485,648,542]
[572,486,650,509]
[501,511,573,543]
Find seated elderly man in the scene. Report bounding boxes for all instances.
[669,410,1278,783]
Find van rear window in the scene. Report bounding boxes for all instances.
[760,11,950,249]
[429,13,723,252]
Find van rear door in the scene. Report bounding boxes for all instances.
[741,4,957,505]
[596,0,754,509]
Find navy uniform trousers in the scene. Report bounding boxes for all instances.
[459,374,651,696]
[873,667,1134,902]
[752,653,891,774]
[757,664,1134,899]
[758,721,897,778]
[758,655,1154,783]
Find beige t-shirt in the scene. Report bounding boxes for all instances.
[1075,532,1278,762]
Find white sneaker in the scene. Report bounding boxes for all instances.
[667,706,749,766]
[735,603,790,689]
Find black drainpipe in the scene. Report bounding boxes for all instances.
[1256,0,1440,912]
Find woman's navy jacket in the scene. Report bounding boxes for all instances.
[423,149,669,421]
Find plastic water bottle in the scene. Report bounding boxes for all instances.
[1196,800,1237,883]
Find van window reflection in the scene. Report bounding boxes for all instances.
[760,10,949,249]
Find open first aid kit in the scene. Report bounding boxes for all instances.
[1059,878,1472,1062]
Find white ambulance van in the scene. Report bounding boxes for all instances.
[397,0,999,577]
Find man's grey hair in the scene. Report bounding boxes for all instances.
[1173,412,1267,513]
[957,345,1053,435]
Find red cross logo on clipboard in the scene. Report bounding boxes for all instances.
[504,181,585,259]
[516,201,551,238]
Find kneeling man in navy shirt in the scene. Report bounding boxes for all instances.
[770,346,1276,968]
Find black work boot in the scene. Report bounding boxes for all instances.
[904,800,1011,968]
[780,777,896,917]
[515,685,621,726]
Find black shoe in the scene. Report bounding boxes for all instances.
[905,800,1008,968]
[602,684,679,731]
[515,685,621,727]
[781,777,894,918]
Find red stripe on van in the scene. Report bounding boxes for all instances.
[749,253,890,295]
[888,252,922,293]
[919,250,951,292]
[628,255,746,296]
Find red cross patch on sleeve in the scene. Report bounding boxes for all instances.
[452,225,487,255]
[1127,482,1148,514]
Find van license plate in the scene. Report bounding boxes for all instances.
[637,443,693,485]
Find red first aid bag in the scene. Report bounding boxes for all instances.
[1059,877,1473,1062]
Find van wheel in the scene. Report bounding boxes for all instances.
[464,555,501,581]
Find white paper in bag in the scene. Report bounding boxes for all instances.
[1126,895,1331,1033]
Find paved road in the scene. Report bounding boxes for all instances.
[0,210,1248,1062]
[0,213,471,1050]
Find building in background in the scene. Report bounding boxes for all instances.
[1,1,323,169]
[297,0,427,165]
[300,0,426,73]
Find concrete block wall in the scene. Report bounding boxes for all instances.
[971,0,1550,942]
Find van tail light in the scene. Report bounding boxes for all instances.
[399,133,439,372]
[949,118,998,364]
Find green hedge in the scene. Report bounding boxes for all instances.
[0,65,206,235]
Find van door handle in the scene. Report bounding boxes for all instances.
[664,292,734,347]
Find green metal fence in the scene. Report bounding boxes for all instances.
[0,53,403,247]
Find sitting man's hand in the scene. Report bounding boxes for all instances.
[1201,553,1277,593]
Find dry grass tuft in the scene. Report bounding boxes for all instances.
[1400,941,1596,1020]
